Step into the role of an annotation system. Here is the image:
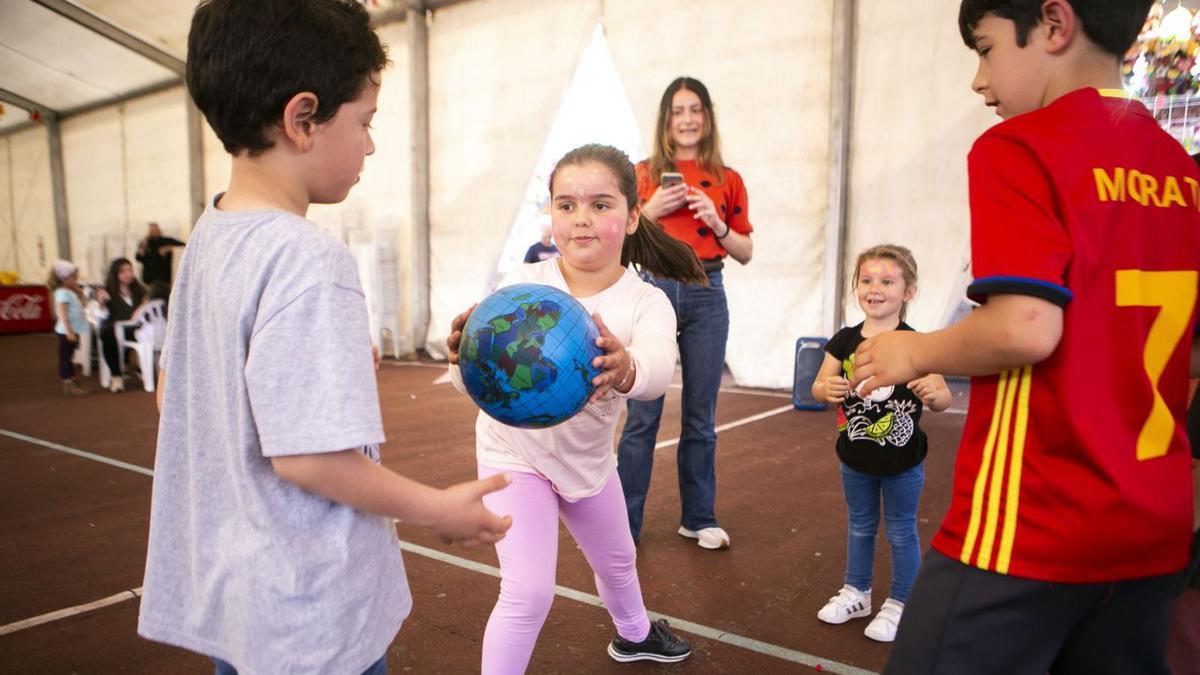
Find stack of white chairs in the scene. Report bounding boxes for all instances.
[113,299,167,392]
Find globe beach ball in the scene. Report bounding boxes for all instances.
[458,283,603,428]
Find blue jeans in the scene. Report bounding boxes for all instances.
[841,462,925,603]
[617,269,728,540]
[213,655,386,674]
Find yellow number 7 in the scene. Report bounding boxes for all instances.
[1115,269,1198,460]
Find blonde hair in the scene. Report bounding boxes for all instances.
[647,77,725,185]
[852,244,918,321]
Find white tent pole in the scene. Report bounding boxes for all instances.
[47,114,70,261]
[186,98,206,227]
[408,0,431,355]
[822,0,855,336]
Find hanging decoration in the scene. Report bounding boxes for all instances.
[1124,3,1200,96]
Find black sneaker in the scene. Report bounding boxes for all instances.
[607,618,692,663]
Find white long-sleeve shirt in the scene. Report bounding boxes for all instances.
[451,260,677,500]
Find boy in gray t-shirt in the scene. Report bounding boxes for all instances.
[137,2,512,673]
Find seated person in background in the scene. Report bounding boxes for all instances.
[523,225,558,263]
[95,257,147,393]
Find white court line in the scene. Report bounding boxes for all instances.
[397,540,876,675]
[384,361,448,369]
[655,404,795,450]
[669,383,793,399]
[0,588,142,636]
[398,362,795,400]
[0,429,153,476]
[0,425,876,674]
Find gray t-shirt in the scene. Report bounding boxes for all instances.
[137,197,411,674]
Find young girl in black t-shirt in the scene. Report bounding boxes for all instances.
[811,245,951,642]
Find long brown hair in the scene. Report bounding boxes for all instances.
[549,144,708,286]
[852,244,919,321]
[647,77,725,185]
[104,258,148,307]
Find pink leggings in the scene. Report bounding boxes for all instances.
[478,464,651,674]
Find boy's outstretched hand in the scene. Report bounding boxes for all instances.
[852,330,925,397]
[433,474,513,548]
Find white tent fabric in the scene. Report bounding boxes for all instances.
[425,0,599,358]
[62,87,193,280]
[844,0,995,333]
[490,23,646,286]
[425,0,835,389]
[0,0,1042,389]
[0,2,178,113]
[604,0,835,389]
[0,127,54,276]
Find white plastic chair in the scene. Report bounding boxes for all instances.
[114,299,167,392]
[73,321,95,376]
[80,299,113,385]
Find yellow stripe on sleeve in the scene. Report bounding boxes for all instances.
[961,370,1010,564]
[996,366,1032,574]
[976,368,1020,570]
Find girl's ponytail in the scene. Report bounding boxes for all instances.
[622,216,708,286]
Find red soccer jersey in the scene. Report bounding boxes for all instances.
[636,160,752,260]
[933,88,1200,582]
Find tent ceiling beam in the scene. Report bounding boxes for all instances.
[0,87,58,119]
[371,0,475,26]
[30,0,186,76]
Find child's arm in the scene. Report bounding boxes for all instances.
[908,374,952,412]
[271,451,512,548]
[811,352,850,404]
[56,300,77,343]
[595,293,678,402]
[852,294,1063,395]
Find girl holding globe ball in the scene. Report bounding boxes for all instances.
[447,144,707,670]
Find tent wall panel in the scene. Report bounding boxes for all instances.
[1,125,56,281]
[606,0,834,388]
[424,0,598,358]
[845,0,995,332]
[61,86,191,282]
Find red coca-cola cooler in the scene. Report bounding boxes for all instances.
[0,286,54,334]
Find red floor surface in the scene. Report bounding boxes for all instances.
[0,333,970,673]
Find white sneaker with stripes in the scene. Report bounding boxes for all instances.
[817,584,872,625]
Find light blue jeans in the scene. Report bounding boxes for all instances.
[840,462,925,603]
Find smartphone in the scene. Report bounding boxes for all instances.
[661,172,684,189]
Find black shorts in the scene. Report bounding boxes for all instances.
[884,550,1177,675]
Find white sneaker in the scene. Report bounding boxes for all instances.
[109,376,124,393]
[864,598,904,642]
[817,585,872,624]
[677,526,730,550]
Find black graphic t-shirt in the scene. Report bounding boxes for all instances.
[825,322,927,475]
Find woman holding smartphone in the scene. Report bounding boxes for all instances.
[617,76,754,550]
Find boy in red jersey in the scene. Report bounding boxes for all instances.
[851,1,1200,672]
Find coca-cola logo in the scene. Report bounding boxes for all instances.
[0,294,46,321]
